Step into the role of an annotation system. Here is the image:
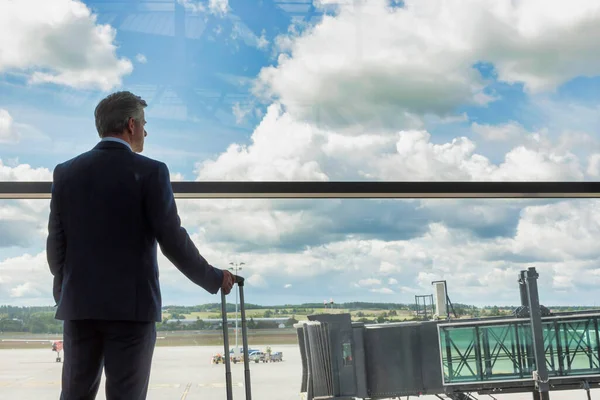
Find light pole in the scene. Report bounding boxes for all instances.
[229,262,244,353]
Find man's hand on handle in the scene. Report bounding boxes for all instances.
[221,270,234,295]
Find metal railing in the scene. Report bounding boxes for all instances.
[1,181,600,199]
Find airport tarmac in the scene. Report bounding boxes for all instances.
[0,344,302,400]
[1,344,599,399]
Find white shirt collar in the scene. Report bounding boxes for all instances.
[101,137,132,151]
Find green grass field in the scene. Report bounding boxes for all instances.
[0,329,299,349]
[165,308,416,322]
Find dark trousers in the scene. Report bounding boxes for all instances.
[60,320,156,400]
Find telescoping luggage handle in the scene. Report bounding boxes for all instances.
[221,275,252,400]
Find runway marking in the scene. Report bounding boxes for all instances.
[0,375,34,388]
[2,381,223,389]
[0,380,242,389]
[197,382,243,388]
[22,380,60,387]
[150,383,181,389]
[180,382,192,399]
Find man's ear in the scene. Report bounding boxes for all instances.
[127,117,135,134]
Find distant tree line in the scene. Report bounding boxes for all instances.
[162,301,417,314]
[165,308,299,320]
[0,306,63,334]
[3,303,599,334]
[156,317,299,331]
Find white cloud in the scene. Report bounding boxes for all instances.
[209,0,229,15]
[170,172,185,181]
[195,104,328,181]
[379,261,399,275]
[399,286,421,294]
[136,54,147,64]
[172,198,333,252]
[3,197,600,306]
[2,98,596,306]
[0,0,133,91]
[0,161,53,249]
[587,154,600,177]
[528,99,600,145]
[257,0,600,129]
[196,104,587,183]
[0,109,20,144]
[0,159,52,181]
[510,201,600,261]
[370,130,584,181]
[4,0,600,309]
[247,274,268,288]
[0,109,50,145]
[0,198,49,249]
[472,121,528,142]
[232,103,253,124]
[0,204,43,224]
[480,0,600,93]
[11,282,43,299]
[0,252,53,305]
[177,0,230,15]
[357,278,381,287]
[177,0,205,13]
[179,1,267,51]
[230,18,269,50]
[370,287,394,295]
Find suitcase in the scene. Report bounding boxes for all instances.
[221,275,252,400]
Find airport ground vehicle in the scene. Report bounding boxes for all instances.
[268,351,283,362]
[212,353,226,364]
[230,347,259,364]
[249,351,264,363]
[247,350,283,363]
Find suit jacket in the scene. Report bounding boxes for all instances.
[46,140,223,322]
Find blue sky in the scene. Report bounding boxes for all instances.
[2,0,600,308]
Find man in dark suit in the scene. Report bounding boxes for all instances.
[46,91,234,399]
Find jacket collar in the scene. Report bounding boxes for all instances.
[94,138,132,151]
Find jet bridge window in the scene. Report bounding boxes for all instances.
[342,341,353,366]
[438,317,600,384]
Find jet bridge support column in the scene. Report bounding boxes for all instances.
[522,267,550,400]
[519,271,529,307]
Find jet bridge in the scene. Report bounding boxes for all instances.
[295,268,600,399]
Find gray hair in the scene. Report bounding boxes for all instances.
[94,91,147,137]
